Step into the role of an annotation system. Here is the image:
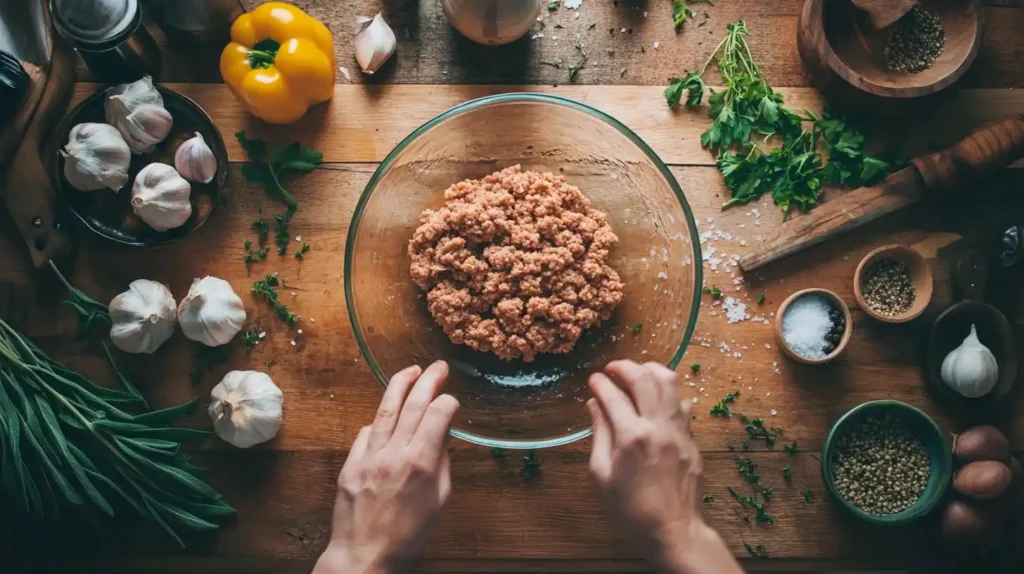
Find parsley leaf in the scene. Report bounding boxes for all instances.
[672,0,695,31]
[803,490,814,502]
[237,132,322,208]
[520,451,541,481]
[666,71,706,109]
[690,363,700,372]
[631,322,643,335]
[783,466,792,483]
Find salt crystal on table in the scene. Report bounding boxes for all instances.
[771,409,778,416]
[691,397,698,404]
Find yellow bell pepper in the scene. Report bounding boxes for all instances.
[220,3,335,124]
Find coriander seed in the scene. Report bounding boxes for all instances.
[831,415,931,515]
[861,259,915,317]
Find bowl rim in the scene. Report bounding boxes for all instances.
[344,92,704,449]
[820,399,953,525]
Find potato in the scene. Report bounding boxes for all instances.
[940,499,1001,546]
[954,460,1013,500]
[937,499,995,544]
[953,426,1010,463]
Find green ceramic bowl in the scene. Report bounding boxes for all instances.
[821,400,952,525]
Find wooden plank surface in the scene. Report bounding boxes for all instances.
[103,1,1024,88]
[4,0,1024,571]
[71,83,1024,166]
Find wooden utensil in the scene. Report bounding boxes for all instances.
[924,250,1016,412]
[798,0,982,105]
[0,16,74,268]
[740,115,1024,273]
[849,0,917,29]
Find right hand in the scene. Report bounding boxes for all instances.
[586,360,742,574]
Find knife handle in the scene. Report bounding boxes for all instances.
[911,115,1024,196]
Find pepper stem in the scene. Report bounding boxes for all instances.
[248,38,281,69]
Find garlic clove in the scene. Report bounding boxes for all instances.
[178,276,246,346]
[209,370,283,448]
[105,76,174,154]
[354,12,396,75]
[174,132,217,184]
[109,279,177,354]
[61,123,132,192]
[940,324,1000,398]
[131,163,193,231]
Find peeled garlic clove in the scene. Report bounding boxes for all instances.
[174,132,217,184]
[109,279,177,354]
[209,370,283,448]
[354,12,396,74]
[178,276,246,346]
[105,75,174,154]
[131,163,192,231]
[60,123,132,191]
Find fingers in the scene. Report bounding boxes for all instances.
[677,399,694,436]
[588,372,639,434]
[348,425,372,462]
[368,365,422,452]
[392,361,450,444]
[586,398,612,481]
[641,361,681,412]
[605,360,662,417]
[410,394,461,464]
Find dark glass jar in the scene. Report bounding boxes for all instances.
[51,0,161,84]
[0,50,29,127]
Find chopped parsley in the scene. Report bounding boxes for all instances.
[709,389,740,417]
[520,451,541,481]
[802,490,814,502]
[547,0,559,11]
[243,239,252,250]
[295,242,310,260]
[783,441,798,454]
[757,293,766,304]
[782,466,792,483]
[252,273,299,328]
[253,219,269,244]
[631,322,643,335]
[702,493,715,503]
[242,329,260,352]
[745,543,769,558]
[690,363,700,372]
[702,285,722,297]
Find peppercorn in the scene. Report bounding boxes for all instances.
[861,259,915,317]
[831,415,931,515]
[885,5,945,74]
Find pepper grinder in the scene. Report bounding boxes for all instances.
[442,0,541,46]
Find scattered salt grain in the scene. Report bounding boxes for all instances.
[565,0,582,8]
[781,294,834,359]
[610,173,618,180]
[771,409,778,416]
[531,32,544,39]
[290,340,297,346]
[295,235,302,242]
[691,397,699,404]
[723,297,749,324]
[765,343,771,349]
[657,271,668,279]
[338,66,351,81]
[297,329,303,335]
[653,41,659,48]
[310,317,315,323]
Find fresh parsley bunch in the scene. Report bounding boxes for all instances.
[665,21,891,215]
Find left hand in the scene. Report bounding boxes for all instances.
[314,361,460,574]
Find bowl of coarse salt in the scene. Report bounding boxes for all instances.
[775,288,852,365]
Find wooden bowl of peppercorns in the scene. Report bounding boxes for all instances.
[854,244,934,323]
[798,0,983,102]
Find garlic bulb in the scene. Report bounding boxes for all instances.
[109,280,177,354]
[174,132,217,184]
[131,163,192,231]
[105,75,173,154]
[178,276,246,346]
[354,12,396,74]
[209,371,283,448]
[60,123,131,191]
[941,324,999,398]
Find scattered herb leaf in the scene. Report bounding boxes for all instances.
[520,451,541,480]
[295,243,310,260]
[237,131,323,208]
[745,543,769,558]
[783,466,792,483]
[631,322,644,335]
[758,293,766,304]
[784,441,798,454]
[690,363,701,372]
[803,490,814,502]
[491,447,506,459]
[702,493,715,503]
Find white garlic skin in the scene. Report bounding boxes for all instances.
[174,132,217,184]
[109,280,177,354]
[354,12,396,74]
[209,371,284,448]
[178,276,246,346]
[61,123,132,192]
[941,324,999,398]
[105,75,174,154]
[131,163,192,231]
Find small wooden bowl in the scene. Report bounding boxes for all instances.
[854,244,934,323]
[775,288,853,365]
[799,0,982,100]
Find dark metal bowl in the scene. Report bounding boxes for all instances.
[48,85,228,247]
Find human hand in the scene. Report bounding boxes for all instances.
[587,360,742,574]
[314,361,460,574]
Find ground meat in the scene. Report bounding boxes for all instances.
[408,165,624,362]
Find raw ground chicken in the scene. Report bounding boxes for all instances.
[408,165,624,361]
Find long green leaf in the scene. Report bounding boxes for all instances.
[102,342,148,408]
[131,397,201,426]
[93,420,212,442]
[140,492,184,547]
[0,377,31,510]
[116,440,220,501]
[157,503,220,531]
[35,395,113,516]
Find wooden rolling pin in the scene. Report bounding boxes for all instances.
[739,115,1024,273]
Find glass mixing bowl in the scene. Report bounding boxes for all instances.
[345,94,702,449]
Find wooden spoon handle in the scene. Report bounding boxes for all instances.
[911,115,1024,197]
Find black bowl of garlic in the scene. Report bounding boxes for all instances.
[48,76,228,246]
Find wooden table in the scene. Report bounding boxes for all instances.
[3,0,1024,572]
